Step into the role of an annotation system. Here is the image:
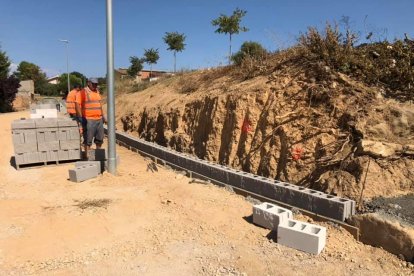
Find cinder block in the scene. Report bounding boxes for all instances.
[58,150,70,160]
[277,219,326,255]
[68,149,81,160]
[58,127,80,141]
[34,118,58,128]
[12,131,25,145]
[58,118,78,127]
[253,202,293,230]
[75,161,101,175]
[15,152,41,165]
[69,163,100,182]
[88,149,106,161]
[24,129,38,144]
[47,150,59,161]
[36,128,59,143]
[38,141,60,151]
[60,140,80,150]
[11,119,36,129]
[14,143,38,154]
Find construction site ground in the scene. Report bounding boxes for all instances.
[0,111,412,275]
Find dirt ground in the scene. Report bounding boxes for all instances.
[0,111,412,275]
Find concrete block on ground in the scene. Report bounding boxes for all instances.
[69,163,100,182]
[12,131,25,145]
[60,140,80,150]
[38,141,60,152]
[58,150,70,160]
[253,202,293,230]
[15,152,41,165]
[14,143,38,154]
[34,118,58,128]
[88,148,106,161]
[277,219,326,255]
[36,128,59,143]
[11,119,36,129]
[57,118,78,127]
[75,161,101,175]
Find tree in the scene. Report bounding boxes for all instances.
[0,49,19,112]
[143,48,160,79]
[163,32,186,73]
[70,71,87,86]
[57,73,82,94]
[14,61,47,94]
[212,8,249,64]
[127,56,144,77]
[231,41,267,65]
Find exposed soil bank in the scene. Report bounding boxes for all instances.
[349,213,414,262]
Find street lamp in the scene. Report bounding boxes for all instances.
[59,39,70,94]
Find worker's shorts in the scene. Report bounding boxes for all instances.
[85,118,104,146]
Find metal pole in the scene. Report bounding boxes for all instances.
[106,0,117,174]
[66,42,70,94]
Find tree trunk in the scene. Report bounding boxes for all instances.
[229,33,232,65]
[174,51,176,73]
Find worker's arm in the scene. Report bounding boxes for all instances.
[101,103,107,124]
[75,102,82,118]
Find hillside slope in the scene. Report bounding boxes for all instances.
[113,54,413,203]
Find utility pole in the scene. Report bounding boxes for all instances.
[106,0,117,174]
[59,39,70,93]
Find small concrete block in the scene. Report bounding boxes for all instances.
[14,143,38,154]
[24,129,37,144]
[38,141,60,151]
[277,219,327,255]
[253,202,293,230]
[58,127,80,141]
[75,161,101,175]
[57,118,78,127]
[58,150,70,160]
[36,128,59,143]
[88,149,106,161]
[68,149,81,160]
[11,119,36,129]
[34,118,58,128]
[47,150,59,161]
[15,152,41,165]
[60,140,80,150]
[69,163,100,182]
[14,153,25,165]
[12,131,25,145]
[38,151,48,162]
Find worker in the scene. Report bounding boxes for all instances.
[66,84,81,118]
[75,78,106,158]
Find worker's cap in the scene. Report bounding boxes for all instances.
[88,78,99,84]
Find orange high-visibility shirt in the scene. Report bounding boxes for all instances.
[76,88,102,120]
[66,89,78,115]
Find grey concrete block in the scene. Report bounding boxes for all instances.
[88,149,106,161]
[34,118,58,128]
[253,202,293,230]
[14,143,38,154]
[15,152,41,165]
[47,150,59,161]
[38,141,60,151]
[69,163,100,182]
[58,150,70,160]
[75,161,101,175]
[36,128,59,143]
[60,140,80,150]
[57,118,78,127]
[277,219,326,255]
[11,119,36,129]
[68,149,81,160]
[24,129,38,144]
[12,131,25,145]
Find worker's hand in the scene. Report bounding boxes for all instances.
[103,116,107,124]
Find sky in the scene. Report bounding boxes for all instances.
[0,0,413,78]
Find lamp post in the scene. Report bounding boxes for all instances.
[106,0,117,174]
[59,39,70,94]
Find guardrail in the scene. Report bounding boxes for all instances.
[106,129,356,222]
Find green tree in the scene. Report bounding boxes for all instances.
[70,71,87,86]
[0,49,19,112]
[212,8,249,64]
[57,73,82,94]
[163,32,186,72]
[127,56,144,77]
[143,48,160,79]
[14,61,47,94]
[231,41,267,65]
